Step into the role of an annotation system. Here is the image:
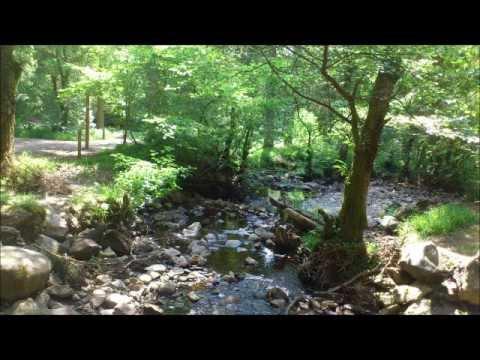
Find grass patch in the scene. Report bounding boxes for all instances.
[400,203,478,238]
[6,193,46,218]
[6,153,57,193]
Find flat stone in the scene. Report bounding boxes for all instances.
[113,302,137,315]
[96,274,112,283]
[0,226,24,246]
[139,274,152,283]
[187,291,201,302]
[245,257,258,266]
[142,303,164,315]
[404,299,432,315]
[69,238,101,260]
[8,298,46,315]
[145,264,167,273]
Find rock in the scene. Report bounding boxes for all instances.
[190,255,207,266]
[379,304,404,315]
[113,302,137,315]
[69,238,101,260]
[0,226,24,246]
[245,257,258,266]
[398,242,447,284]
[248,233,260,242]
[378,215,399,234]
[182,222,202,239]
[265,239,276,248]
[102,230,131,256]
[35,291,50,308]
[2,206,46,242]
[270,299,287,308]
[236,247,248,253]
[454,253,480,305]
[99,309,115,315]
[142,303,164,315]
[225,240,242,248]
[384,267,415,285]
[8,298,45,315]
[222,272,237,283]
[49,306,79,315]
[253,242,262,250]
[111,279,127,290]
[164,248,181,258]
[139,274,152,283]
[145,264,167,273]
[392,282,432,305]
[99,247,117,258]
[35,234,62,254]
[221,295,240,304]
[46,285,73,300]
[394,203,417,221]
[266,287,289,305]
[187,291,201,302]
[377,292,396,307]
[151,281,176,297]
[78,225,106,244]
[190,242,209,257]
[90,289,107,308]
[205,233,217,243]
[255,227,274,240]
[103,293,132,309]
[44,212,68,241]
[96,274,112,284]
[403,299,432,315]
[174,255,189,268]
[0,246,52,302]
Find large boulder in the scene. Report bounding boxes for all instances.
[44,212,69,241]
[0,226,25,246]
[35,234,62,254]
[0,246,52,302]
[68,238,101,260]
[8,298,48,315]
[398,242,447,284]
[2,206,46,242]
[102,229,131,256]
[403,299,433,315]
[454,253,480,305]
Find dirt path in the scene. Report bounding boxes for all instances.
[15,137,126,158]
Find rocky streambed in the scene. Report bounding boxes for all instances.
[1,172,477,315]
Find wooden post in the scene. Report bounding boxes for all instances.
[85,94,90,150]
[77,127,82,158]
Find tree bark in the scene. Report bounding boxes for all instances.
[0,46,22,175]
[123,101,130,145]
[239,125,253,174]
[339,71,399,243]
[96,97,105,139]
[84,94,90,150]
[261,48,276,167]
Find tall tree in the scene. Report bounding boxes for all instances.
[0,46,23,174]
[261,45,402,243]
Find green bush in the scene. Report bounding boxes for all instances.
[7,153,56,193]
[7,193,46,219]
[301,230,321,252]
[400,203,478,238]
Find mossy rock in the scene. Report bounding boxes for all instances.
[2,205,46,242]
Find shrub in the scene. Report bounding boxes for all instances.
[7,153,56,193]
[7,193,46,219]
[400,203,478,238]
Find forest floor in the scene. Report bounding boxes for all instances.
[15,136,127,158]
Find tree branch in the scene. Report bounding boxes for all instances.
[258,47,351,125]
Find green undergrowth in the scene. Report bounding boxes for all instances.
[399,203,478,238]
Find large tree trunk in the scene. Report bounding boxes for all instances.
[261,48,276,167]
[221,107,236,164]
[96,97,105,140]
[339,71,399,243]
[84,94,90,150]
[0,46,22,175]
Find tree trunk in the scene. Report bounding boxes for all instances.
[123,101,130,145]
[339,71,399,243]
[0,46,22,175]
[84,94,90,150]
[96,97,105,140]
[77,128,82,158]
[283,110,293,146]
[261,48,276,167]
[221,107,236,163]
[239,125,253,174]
[305,130,313,181]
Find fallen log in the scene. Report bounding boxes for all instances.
[283,207,319,231]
